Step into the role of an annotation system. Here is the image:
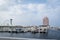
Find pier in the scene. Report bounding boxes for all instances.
[0,25,60,33]
[0,25,50,33]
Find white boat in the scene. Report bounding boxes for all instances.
[38,25,49,33]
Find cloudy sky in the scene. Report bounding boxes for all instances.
[0,0,60,26]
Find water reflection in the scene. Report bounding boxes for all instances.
[0,30,60,39]
[40,33,48,39]
[9,32,48,39]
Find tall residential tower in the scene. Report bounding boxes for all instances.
[43,16,49,25]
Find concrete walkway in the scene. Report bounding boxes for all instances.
[0,37,56,40]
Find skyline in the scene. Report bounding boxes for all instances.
[0,0,60,27]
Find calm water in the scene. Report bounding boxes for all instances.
[0,29,60,39]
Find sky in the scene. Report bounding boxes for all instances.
[0,0,60,27]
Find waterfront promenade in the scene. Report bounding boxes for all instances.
[0,37,55,40]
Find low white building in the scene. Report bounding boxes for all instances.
[30,26,37,32]
[37,25,49,33]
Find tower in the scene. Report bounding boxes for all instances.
[10,19,13,26]
[43,16,49,25]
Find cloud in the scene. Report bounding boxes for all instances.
[1,3,46,26]
[0,0,60,26]
[0,0,6,5]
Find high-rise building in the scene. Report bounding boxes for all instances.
[43,16,49,25]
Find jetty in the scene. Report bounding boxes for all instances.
[0,25,49,33]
